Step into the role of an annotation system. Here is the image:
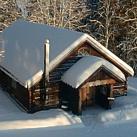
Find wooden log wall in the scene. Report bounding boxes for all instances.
[112,83,127,97]
[0,69,30,111]
[45,83,60,107]
[30,81,43,109]
[30,78,60,110]
[49,56,82,83]
[33,56,82,108]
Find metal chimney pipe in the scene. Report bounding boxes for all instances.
[42,39,50,102]
[44,39,50,82]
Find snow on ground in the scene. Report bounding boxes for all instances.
[0,90,83,130]
[0,77,137,137]
[98,77,137,123]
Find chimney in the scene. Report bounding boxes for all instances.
[44,39,50,82]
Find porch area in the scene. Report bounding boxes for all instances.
[60,56,127,115]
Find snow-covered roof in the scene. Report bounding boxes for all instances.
[0,20,83,87]
[62,56,126,88]
[0,20,134,88]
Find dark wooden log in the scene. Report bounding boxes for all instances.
[49,56,81,82]
[71,90,82,115]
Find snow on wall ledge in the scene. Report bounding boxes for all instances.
[61,56,126,89]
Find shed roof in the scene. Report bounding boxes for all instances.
[0,20,134,88]
[61,56,126,88]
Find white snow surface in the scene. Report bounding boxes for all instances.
[0,20,134,88]
[0,77,137,137]
[62,56,126,88]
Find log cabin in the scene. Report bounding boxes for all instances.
[0,20,134,115]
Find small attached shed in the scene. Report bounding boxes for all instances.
[61,56,126,115]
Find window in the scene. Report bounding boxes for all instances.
[77,47,90,56]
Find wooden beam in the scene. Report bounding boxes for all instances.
[72,90,82,115]
[88,79,116,87]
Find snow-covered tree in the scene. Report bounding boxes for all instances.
[0,0,89,31]
[88,0,120,49]
[87,0,137,74]
[26,0,89,30]
[115,0,137,74]
[0,0,21,31]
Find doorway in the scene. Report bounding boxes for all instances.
[80,84,111,109]
[95,85,110,109]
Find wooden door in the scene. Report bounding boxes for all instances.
[80,86,95,108]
